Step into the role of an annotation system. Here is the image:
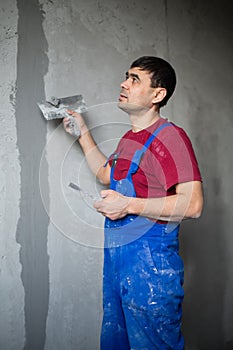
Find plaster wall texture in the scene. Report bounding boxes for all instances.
[0,1,25,349]
[0,0,233,349]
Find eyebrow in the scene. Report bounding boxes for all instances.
[125,71,141,81]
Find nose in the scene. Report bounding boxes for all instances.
[120,78,129,90]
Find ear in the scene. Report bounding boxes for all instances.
[152,88,167,104]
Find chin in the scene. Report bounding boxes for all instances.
[118,101,147,114]
[118,101,128,112]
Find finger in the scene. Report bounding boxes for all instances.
[66,109,74,115]
[100,189,111,198]
[93,200,102,209]
[63,121,71,130]
[67,109,80,118]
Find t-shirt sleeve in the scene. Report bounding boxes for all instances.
[153,126,202,191]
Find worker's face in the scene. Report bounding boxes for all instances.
[118,67,156,114]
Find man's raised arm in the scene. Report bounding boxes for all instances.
[63,110,110,185]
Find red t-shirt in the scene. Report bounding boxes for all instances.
[109,117,202,198]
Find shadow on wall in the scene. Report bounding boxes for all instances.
[180,202,226,350]
[179,94,227,349]
[224,340,233,350]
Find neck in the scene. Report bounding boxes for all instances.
[129,109,161,132]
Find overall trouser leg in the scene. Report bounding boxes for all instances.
[101,247,130,350]
[120,226,184,350]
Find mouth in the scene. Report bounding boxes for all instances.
[119,93,127,101]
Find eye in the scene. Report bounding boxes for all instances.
[131,76,139,84]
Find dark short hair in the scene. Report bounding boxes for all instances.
[130,56,176,107]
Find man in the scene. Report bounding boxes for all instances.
[63,56,203,350]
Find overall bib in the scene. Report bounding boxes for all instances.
[101,124,185,350]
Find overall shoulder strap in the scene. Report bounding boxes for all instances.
[142,122,172,152]
[128,122,172,174]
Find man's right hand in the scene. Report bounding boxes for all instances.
[63,110,88,138]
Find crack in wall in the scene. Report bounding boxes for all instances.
[15,0,49,349]
[164,0,170,61]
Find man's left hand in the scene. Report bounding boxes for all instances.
[93,190,131,220]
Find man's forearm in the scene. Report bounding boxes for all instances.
[95,181,203,222]
[128,190,203,222]
[78,128,109,184]
[127,195,186,222]
[63,112,110,184]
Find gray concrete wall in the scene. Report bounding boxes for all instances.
[0,0,233,349]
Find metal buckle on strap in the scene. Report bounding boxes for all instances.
[103,152,119,168]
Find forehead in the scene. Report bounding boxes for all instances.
[127,67,152,80]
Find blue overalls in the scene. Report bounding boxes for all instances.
[101,124,185,350]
